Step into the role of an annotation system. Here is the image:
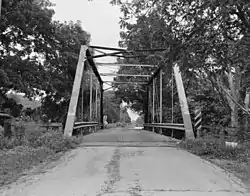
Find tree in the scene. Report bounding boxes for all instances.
[40,20,90,122]
[103,90,121,123]
[0,0,55,99]
[110,0,250,128]
[0,0,90,122]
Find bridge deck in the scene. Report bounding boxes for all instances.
[0,128,248,196]
[80,127,179,147]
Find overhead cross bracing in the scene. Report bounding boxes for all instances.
[89,45,165,85]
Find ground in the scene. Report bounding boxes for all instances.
[0,128,249,196]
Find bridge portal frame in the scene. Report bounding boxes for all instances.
[63,45,194,140]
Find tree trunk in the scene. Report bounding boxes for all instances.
[230,105,238,127]
[226,66,241,128]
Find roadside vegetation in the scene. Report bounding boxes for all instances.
[0,121,82,187]
[179,137,250,186]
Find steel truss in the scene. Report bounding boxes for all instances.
[64,45,194,139]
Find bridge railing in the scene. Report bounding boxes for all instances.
[144,123,185,130]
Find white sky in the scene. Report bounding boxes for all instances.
[51,0,139,120]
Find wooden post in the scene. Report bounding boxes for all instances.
[152,78,155,132]
[159,69,163,134]
[64,46,87,137]
[173,63,195,140]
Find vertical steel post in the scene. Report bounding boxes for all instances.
[95,81,98,132]
[148,87,151,125]
[89,71,93,121]
[95,82,98,120]
[144,86,149,129]
[100,82,104,129]
[81,71,84,121]
[64,45,88,137]
[171,69,174,137]
[152,77,155,132]
[173,63,195,139]
[89,71,93,132]
[159,69,163,134]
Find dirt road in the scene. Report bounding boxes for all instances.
[0,128,248,196]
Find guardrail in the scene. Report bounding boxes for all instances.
[73,121,100,129]
[144,123,185,130]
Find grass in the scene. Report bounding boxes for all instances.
[179,137,250,186]
[0,121,83,187]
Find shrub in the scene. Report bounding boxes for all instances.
[180,138,249,162]
[0,146,53,186]
[0,122,83,186]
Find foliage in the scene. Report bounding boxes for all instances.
[179,138,250,183]
[103,90,120,123]
[103,90,130,124]
[109,0,250,128]
[135,116,144,126]
[0,122,82,186]
[180,138,249,161]
[0,0,90,123]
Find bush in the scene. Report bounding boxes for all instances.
[180,138,249,162]
[0,122,83,186]
[0,146,53,185]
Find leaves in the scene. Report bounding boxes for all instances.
[0,0,90,122]
[109,0,250,127]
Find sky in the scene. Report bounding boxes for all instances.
[51,0,139,121]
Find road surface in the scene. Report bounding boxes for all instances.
[0,128,249,196]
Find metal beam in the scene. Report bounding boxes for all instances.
[81,71,84,121]
[173,63,195,139]
[103,81,148,84]
[90,45,167,53]
[100,73,151,77]
[100,83,104,129]
[104,87,114,91]
[90,72,93,120]
[152,77,155,132]
[95,83,98,121]
[64,45,87,137]
[96,63,157,68]
[160,69,163,123]
[86,49,103,84]
[90,45,127,52]
[103,82,113,87]
[90,51,124,59]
